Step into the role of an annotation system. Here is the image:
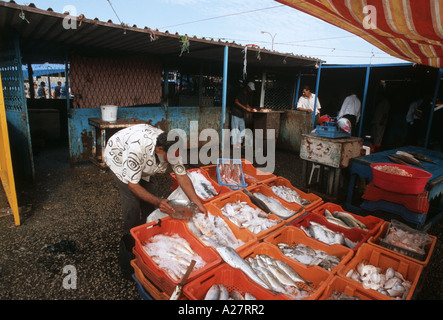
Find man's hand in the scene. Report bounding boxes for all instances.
[158,198,175,215]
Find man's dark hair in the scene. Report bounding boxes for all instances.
[302,85,311,91]
[156,131,182,153]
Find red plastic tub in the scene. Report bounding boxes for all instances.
[370,163,432,195]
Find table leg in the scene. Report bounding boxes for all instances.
[91,126,97,159]
[302,160,307,189]
[333,168,340,198]
[100,129,106,162]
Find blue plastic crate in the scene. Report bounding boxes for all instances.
[216,158,248,190]
[316,125,351,139]
[132,274,154,300]
[360,200,427,225]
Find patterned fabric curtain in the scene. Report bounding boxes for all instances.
[70,53,162,108]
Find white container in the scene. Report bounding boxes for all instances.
[101,105,118,122]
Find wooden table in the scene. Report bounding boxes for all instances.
[251,110,285,140]
[88,118,149,169]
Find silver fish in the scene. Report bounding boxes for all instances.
[331,211,368,231]
[275,260,309,285]
[219,284,230,300]
[204,284,220,300]
[215,246,271,290]
[245,292,257,300]
[270,185,311,206]
[253,192,296,219]
[324,209,352,229]
[231,290,245,300]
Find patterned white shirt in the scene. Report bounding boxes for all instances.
[104,124,186,184]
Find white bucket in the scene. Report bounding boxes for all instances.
[101,105,118,122]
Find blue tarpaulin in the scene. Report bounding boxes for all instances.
[23,63,65,78]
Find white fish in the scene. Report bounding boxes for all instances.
[218,284,230,300]
[301,222,358,248]
[270,185,310,206]
[204,284,220,300]
[188,171,219,200]
[253,192,296,219]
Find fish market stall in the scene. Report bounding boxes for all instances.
[299,133,363,200]
[249,109,285,140]
[127,159,437,301]
[344,146,443,231]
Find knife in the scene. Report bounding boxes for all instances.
[169,260,196,300]
[242,189,272,214]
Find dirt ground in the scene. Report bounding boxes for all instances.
[0,145,441,300]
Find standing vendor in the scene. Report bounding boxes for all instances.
[104,124,207,278]
[338,91,361,136]
[296,85,321,115]
[231,82,256,149]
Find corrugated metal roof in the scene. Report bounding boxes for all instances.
[0,1,322,72]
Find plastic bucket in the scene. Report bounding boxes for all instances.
[101,105,118,122]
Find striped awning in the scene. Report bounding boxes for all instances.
[277,0,443,69]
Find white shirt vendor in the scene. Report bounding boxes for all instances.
[104,124,186,184]
[338,94,362,123]
[297,93,321,115]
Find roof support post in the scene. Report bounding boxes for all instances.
[294,69,301,110]
[425,68,443,148]
[163,63,169,112]
[221,45,229,150]
[312,61,322,131]
[359,65,371,138]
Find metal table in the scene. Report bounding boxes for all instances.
[300,134,363,200]
[88,118,149,169]
[344,145,443,230]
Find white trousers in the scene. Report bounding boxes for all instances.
[231,115,245,145]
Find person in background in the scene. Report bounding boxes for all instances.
[296,85,321,115]
[371,92,391,146]
[231,81,256,149]
[338,91,361,136]
[37,82,46,99]
[104,124,207,279]
[54,81,62,99]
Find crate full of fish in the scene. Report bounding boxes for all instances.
[263,225,354,275]
[130,217,222,296]
[209,190,286,240]
[131,259,172,300]
[170,168,233,204]
[318,275,382,300]
[265,177,323,211]
[239,242,333,300]
[311,202,384,236]
[371,220,436,263]
[246,184,306,223]
[185,208,258,254]
[291,212,370,252]
[337,243,424,300]
[183,263,291,300]
[370,163,432,195]
[241,159,277,186]
[216,158,248,190]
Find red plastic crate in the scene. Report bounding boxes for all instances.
[209,190,286,240]
[368,221,437,266]
[241,159,277,186]
[311,202,384,236]
[290,212,370,252]
[371,163,432,195]
[130,217,222,296]
[318,276,381,300]
[186,203,259,255]
[240,242,333,300]
[264,177,323,212]
[170,168,233,204]
[246,184,305,224]
[362,182,429,214]
[263,225,354,275]
[337,243,424,300]
[183,263,291,300]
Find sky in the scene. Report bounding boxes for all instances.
[14,0,409,65]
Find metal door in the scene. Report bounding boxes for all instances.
[0,37,35,182]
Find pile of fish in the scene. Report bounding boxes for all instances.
[270,185,311,206]
[252,192,296,219]
[218,162,243,186]
[221,201,280,234]
[187,212,245,249]
[383,220,429,255]
[346,262,412,299]
[204,284,257,300]
[300,221,358,249]
[277,242,342,271]
[188,171,219,200]
[246,254,314,300]
[388,150,436,168]
[142,234,207,281]
[327,291,360,300]
[374,164,412,177]
[323,209,369,231]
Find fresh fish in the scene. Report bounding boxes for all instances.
[324,209,352,229]
[406,151,436,164]
[231,290,245,300]
[188,171,219,199]
[331,210,368,231]
[395,151,424,167]
[275,259,309,285]
[244,292,257,300]
[267,264,297,287]
[215,246,271,290]
[388,154,409,166]
[253,192,296,219]
[327,290,361,300]
[301,222,358,248]
[253,266,286,293]
[270,185,311,206]
[218,284,230,300]
[204,284,220,300]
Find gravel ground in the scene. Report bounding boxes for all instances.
[0,145,441,300]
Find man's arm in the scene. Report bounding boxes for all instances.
[175,173,208,214]
[128,182,175,215]
[235,99,253,112]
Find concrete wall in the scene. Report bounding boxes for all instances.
[277,110,317,153]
